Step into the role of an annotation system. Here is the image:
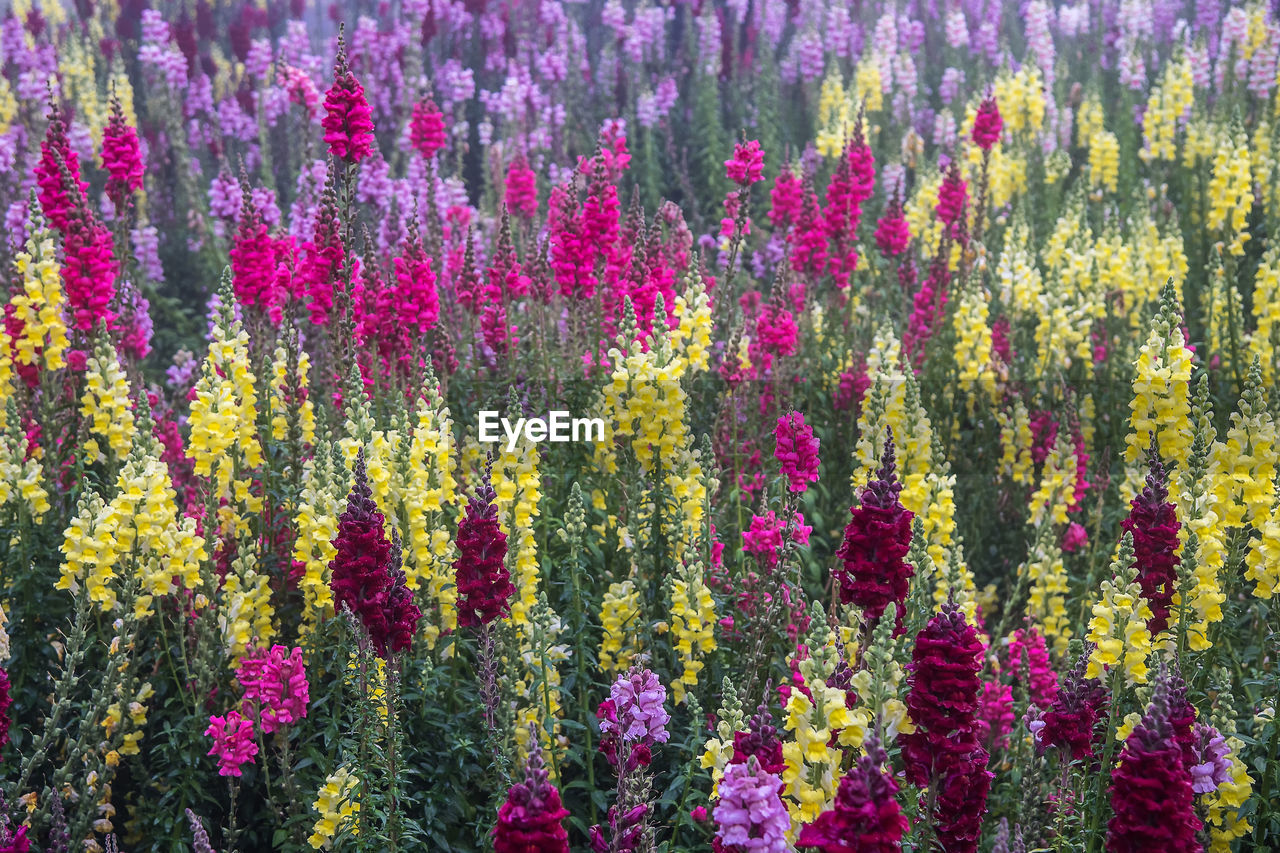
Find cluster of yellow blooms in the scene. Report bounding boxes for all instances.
[781,624,869,830]
[1140,56,1194,163]
[80,336,138,462]
[493,442,542,627]
[1023,537,1072,656]
[951,284,998,409]
[1123,288,1194,499]
[267,339,316,445]
[401,379,460,640]
[1029,433,1076,529]
[308,765,360,850]
[1085,537,1153,686]
[292,441,347,633]
[667,559,716,704]
[217,549,276,660]
[187,287,264,542]
[1206,128,1254,256]
[996,399,1035,487]
[102,681,154,759]
[599,579,641,674]
[814,61,882,158]
[699,680,747,790]
[58,436,207,618]
[9,211,69,372]
[1088,130,1120,194]
[996,221,1042,321]
[0,403,48,526]
[1249,246,1280,383]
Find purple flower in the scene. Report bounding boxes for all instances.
[713,759,790,853]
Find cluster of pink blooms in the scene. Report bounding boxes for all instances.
[773,411,820,493]
[493,745,570,853]
[237,644,310,734]
[724,139,765,186]
[453,475,515,628]
[971,94,1004,150]
[824,126,876,288]
[204,711,258,778]
[101,96,144,212]
[409,95,447,161]
[742,510,812,570]
[34,103,119,334]
[321,35,375,164]
[1107,667,1202,851]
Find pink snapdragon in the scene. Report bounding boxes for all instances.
[205,710,258,777]
[236,644,310,735]
[774,411,820,493]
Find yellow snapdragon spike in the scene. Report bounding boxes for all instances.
[1085,535,1153,686]
[80,335,137,461]
[10,206,69,372]
[669,561,716,703]
[308,765,360,850]
[599,579,640,674]
[1206,127,1254,257]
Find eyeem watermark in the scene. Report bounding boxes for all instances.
[478,410,606,452]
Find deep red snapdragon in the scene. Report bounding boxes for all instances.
[453,475,514,628]
[1120,441,1181,634]
[833,434,914,628]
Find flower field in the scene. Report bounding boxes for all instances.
[1,0,1279,850]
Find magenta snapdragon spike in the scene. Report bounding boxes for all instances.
[972,94,1004,150]
[409,95,447,161]
[833,434,914,628]
[724,138,765,186]
[493,745,571,853]
[712,758,790,853]
[976,679,1015,750]
[1120,439,1181,634]
[205,710,258,777]
[935,161,969,244]
[236,644,310,735]
[322,33,375,165]
[789,180,827,279]
[795,736,908,853]
[548,180,596,300]
[824,124,875,289]
[1107,668,1202,851]
[61,189,119,333]
[101,95,144,212]
[874,192,910,258]
[774,411,821,493]
[35,101,87,233]
[453,474,514,628]
[299,174,344,326]
[230,184,278,314]
[768,165,802,231]
[505,153,538,219]
[901,601,992,853]
[1006,628,1059,709]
